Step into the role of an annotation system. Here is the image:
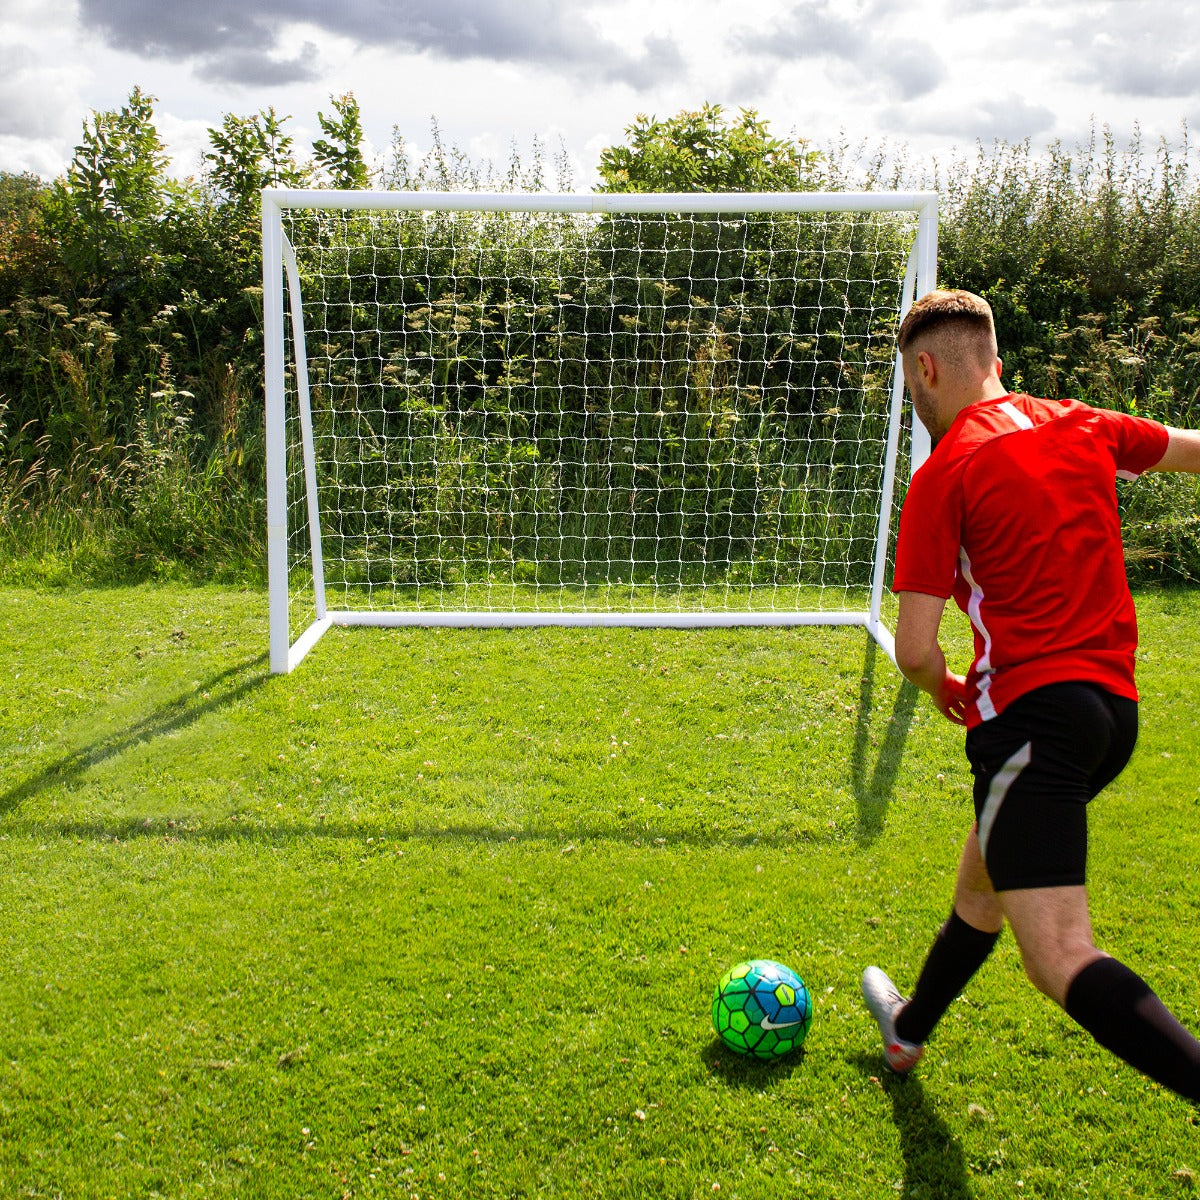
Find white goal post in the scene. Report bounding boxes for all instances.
[263,189,937,674]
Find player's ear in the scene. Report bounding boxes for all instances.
[917,349,936,385]
[994,357,1003,380]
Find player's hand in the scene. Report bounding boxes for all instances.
[937,673,968,726]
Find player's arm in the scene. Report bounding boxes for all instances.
[1148,427,1200,473]
[894,590,967,725]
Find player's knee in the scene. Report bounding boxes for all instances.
[1019,940,1099,1006]
[1021,955,1061,1000]
[954,887,1003,933]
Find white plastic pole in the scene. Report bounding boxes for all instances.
[262,192,291,675]
[325,609,876,629]
[909,196,940,474]
[261,188,938,216]
[281,236,327,622]
[867,239,921,661]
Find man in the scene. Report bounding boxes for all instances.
[861,288,1200,1100]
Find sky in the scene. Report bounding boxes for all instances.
[3,0,1200,189]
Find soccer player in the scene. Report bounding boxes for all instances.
[861,288,1200,1100]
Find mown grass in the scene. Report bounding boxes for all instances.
[2,585,1199,1198]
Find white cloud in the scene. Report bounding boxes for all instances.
[0,135,71,179]
[1,0,1196,186]
[155,112,222,181]
[884,94,1057,146]
[0,45,76,140]
[0,0,87,152]
[732,0,946,104]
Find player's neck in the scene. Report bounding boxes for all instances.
[934,378,1011,439]
[978,375,1010,402]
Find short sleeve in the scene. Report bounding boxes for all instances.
[892,460,963,598]
[1089,407,1169,480]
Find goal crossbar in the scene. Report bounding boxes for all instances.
[265,188,938,215]
[263,189,937,673]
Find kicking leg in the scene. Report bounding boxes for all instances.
[894,824,1003,1045]
[863,826,1002,1070]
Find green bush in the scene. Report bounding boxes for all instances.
[1,97,1199,585]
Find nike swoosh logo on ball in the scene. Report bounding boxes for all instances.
[759,1017,805,1031]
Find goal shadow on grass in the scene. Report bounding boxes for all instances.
[851,638,920,846]
[848,1052,972,1200]
[5,632,919,849]
[0,653,269,818]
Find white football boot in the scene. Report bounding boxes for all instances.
[861,965,925,1074]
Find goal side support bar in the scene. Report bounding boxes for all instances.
[866,202,938,633]
[263,191,289,675]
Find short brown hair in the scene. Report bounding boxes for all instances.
[897,289,995,354]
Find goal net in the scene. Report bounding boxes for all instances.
[263,190,937,673]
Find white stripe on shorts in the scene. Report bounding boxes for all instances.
[977,740,1033,861]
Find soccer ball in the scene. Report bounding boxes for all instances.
[712,959,813,1059]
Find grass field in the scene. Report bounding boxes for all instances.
[2,584,1200,1199]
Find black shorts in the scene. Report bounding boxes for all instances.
[964,682,1138,891]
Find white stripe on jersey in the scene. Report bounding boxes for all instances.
[998,400,1035,430]
[956,401,1031,723]
[958,546,998,721]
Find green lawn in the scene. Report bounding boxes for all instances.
[2,585,1199,1198]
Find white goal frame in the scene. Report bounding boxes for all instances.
[263,189,937,674]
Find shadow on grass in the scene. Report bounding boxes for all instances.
[6,631,918,852]
[0,652,269,818]
[851,637,919,846]
[848,1052,972,1200]
[701,1037,806,1089]
[12,813,860,850]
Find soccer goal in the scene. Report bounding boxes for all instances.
[263,189,937,674]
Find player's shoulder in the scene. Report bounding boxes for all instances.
[975,392,1084,428]
[1014,393,1157,438]
[915,394,1096,483]
[1010,393,1110,425]
[946,393,1091,453]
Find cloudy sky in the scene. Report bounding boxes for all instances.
[3,0,1200,188]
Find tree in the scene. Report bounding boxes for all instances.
[597,104,823,194]
[205,107,307,211]
[312,93,371,189]
[49,86,175,288]
[0,172,56,303]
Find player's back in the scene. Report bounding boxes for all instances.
[947,395,1145,713]
[956,396,1129,635]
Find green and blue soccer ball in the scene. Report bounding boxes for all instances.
[712,959,813,1059]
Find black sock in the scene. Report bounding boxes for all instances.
[1064,956,1200,1102]
[894,909,1000,1045]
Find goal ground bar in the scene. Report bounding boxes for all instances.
[284,610,898,673]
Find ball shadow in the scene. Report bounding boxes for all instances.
[700,1036,807,1090]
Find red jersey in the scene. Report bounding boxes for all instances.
[893,393,1169,727]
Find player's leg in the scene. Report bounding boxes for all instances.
[994,884,1098,1005]
[893,824,1002,1043]
[1002,884,1200,1102]
[862,825,1002,1070]
[962,683,1200,1099]
[949,821,1005,933]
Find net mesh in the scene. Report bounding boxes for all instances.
[278,201,918,634]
